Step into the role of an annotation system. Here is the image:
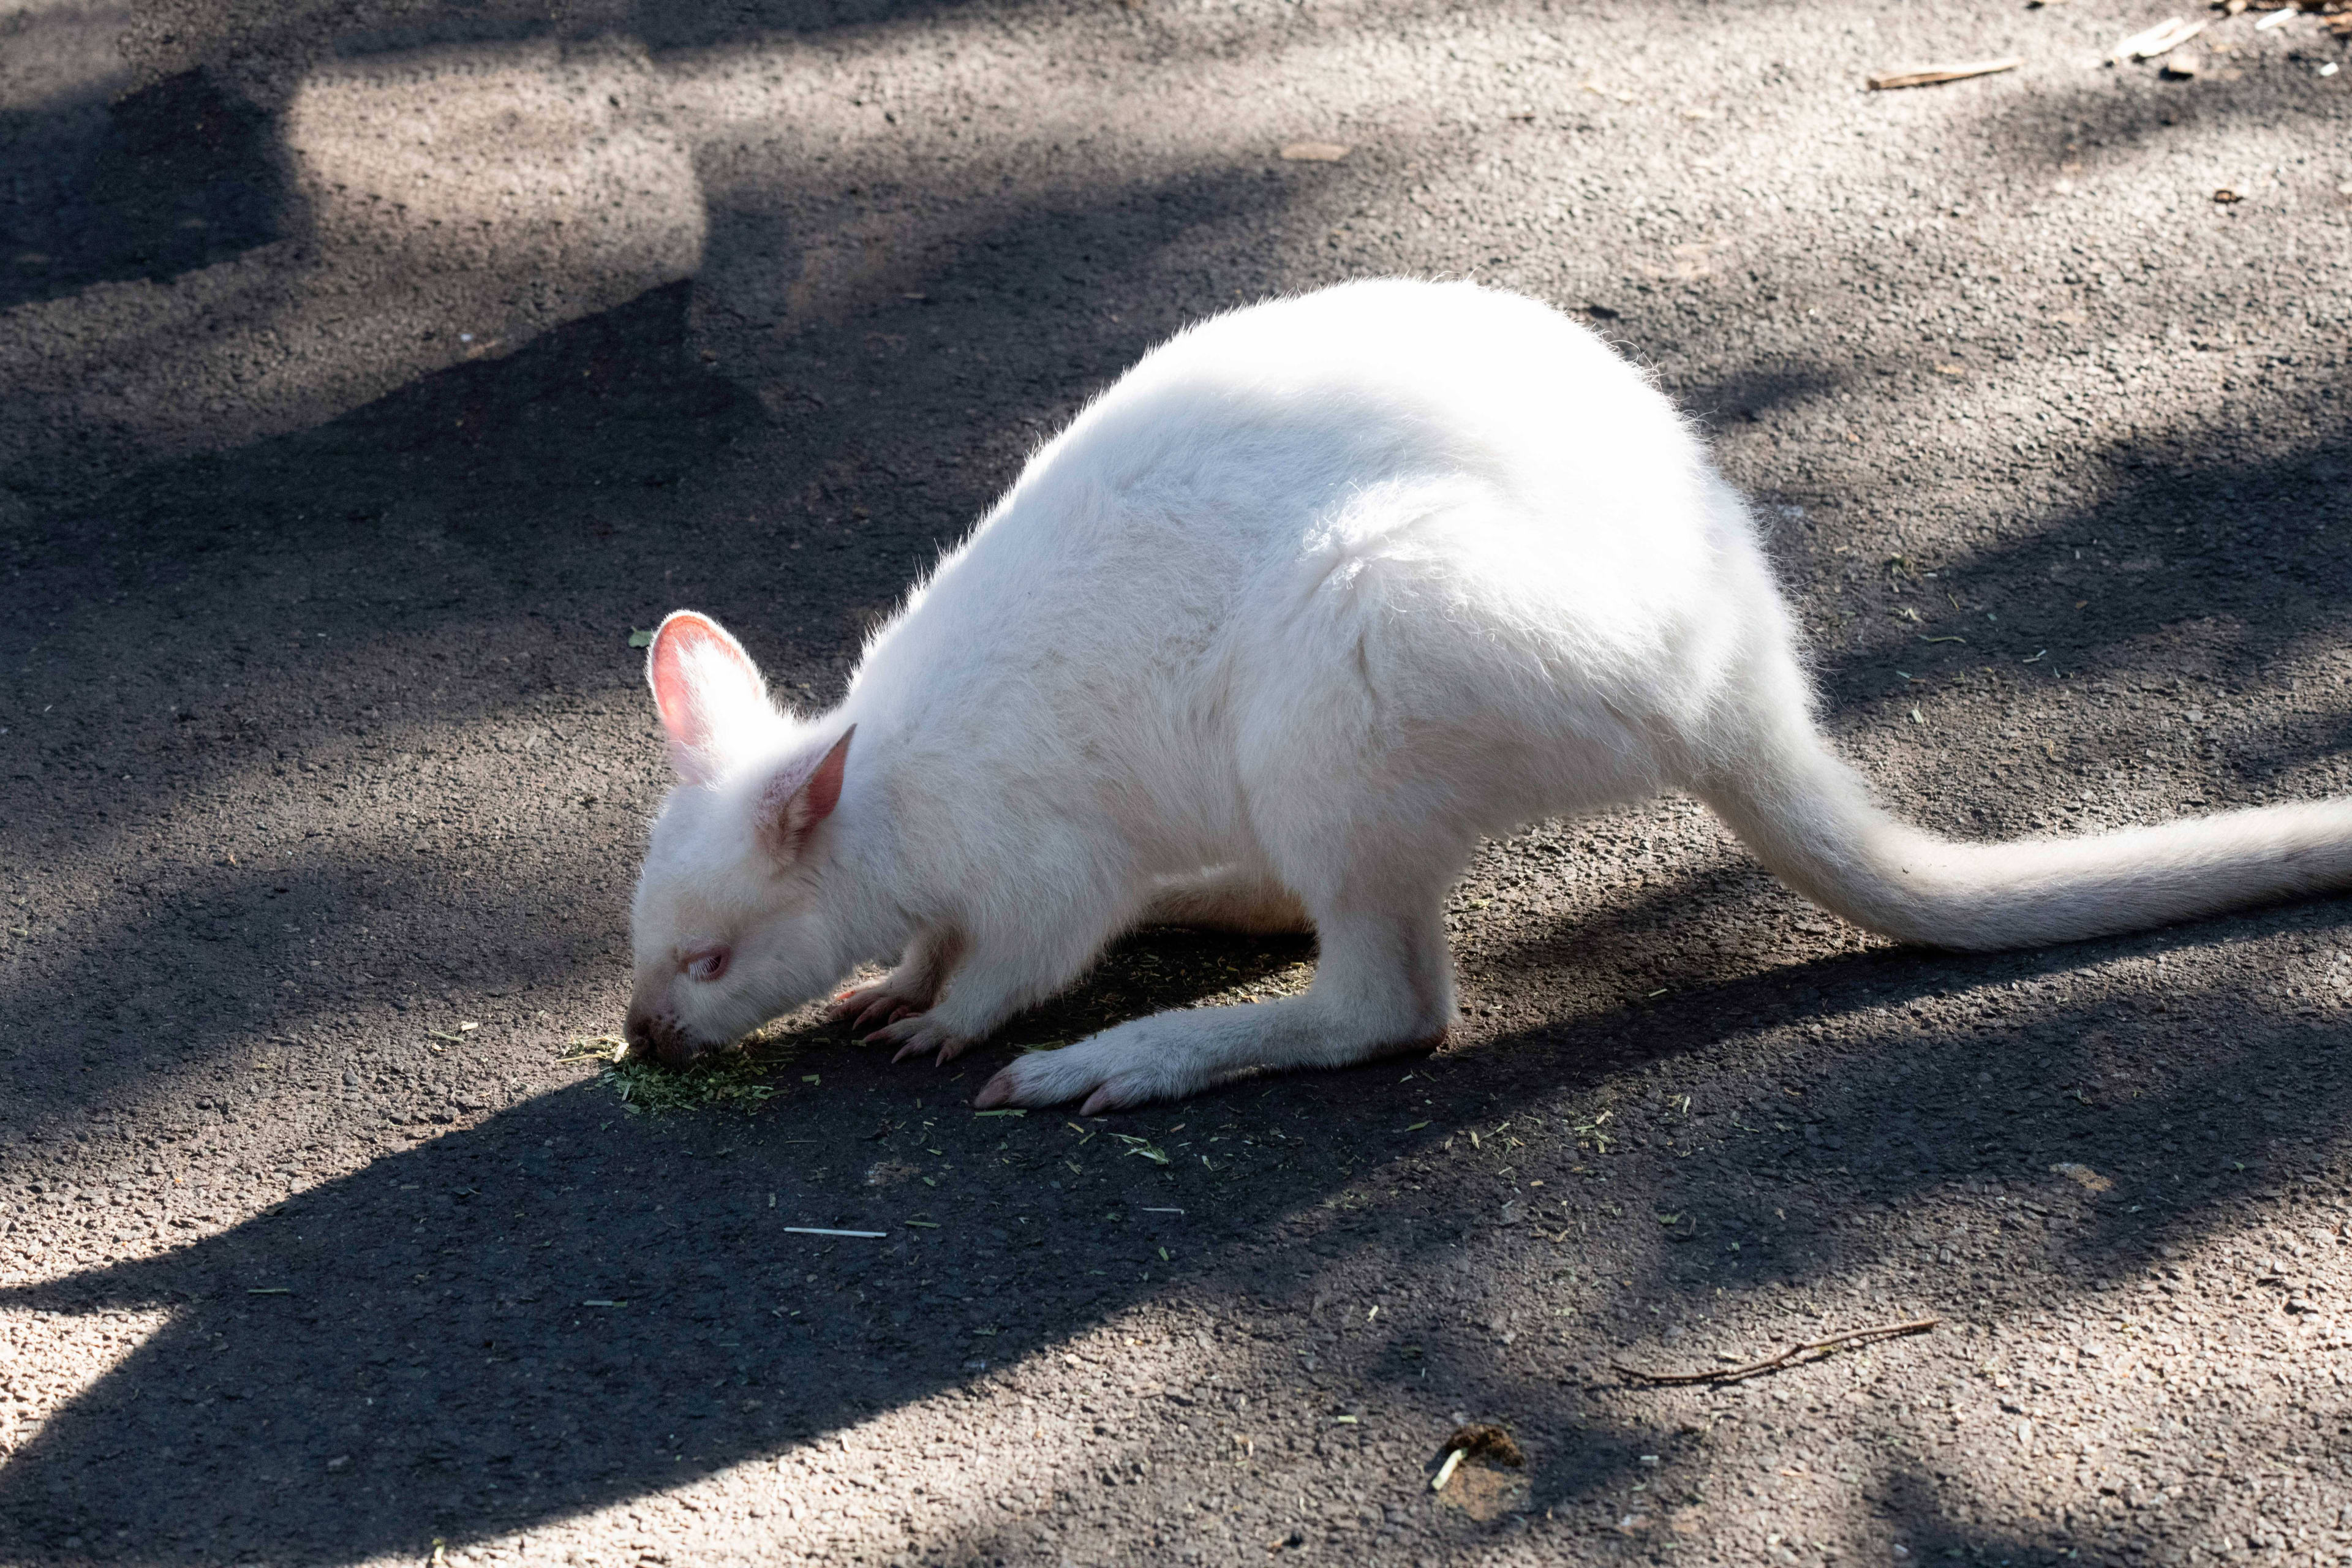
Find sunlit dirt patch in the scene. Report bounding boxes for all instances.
[0,1308,173,1465]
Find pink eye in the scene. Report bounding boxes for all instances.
[684,948,729,982]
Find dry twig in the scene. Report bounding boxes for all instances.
[1615,1316,1939,1385]
[1867,58,2022,90]
[2108,17,2207,61]
[782,1226,888,1238]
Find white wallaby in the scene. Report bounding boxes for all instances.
[625,278,2352,1113]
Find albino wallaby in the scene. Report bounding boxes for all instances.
[624,278,2352,1113]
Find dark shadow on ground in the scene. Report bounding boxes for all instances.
[0,158,1298,1140]
[1872,1467,2098,1567]
[0,70,288,312]
[6,6,2352,1558]
[0,843,619,1138]
[4,936,2348,1560]
[1971,54,2352,187]
[1807,429,2352,728]
[5,167,2350,1564]
[1673,361,1845,437]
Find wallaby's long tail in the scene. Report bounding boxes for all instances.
[1692,715,2352,952]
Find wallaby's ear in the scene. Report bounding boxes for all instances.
[757,726,854,861]
[647,611,771,785]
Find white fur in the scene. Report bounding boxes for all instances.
[625,278,2352,1110]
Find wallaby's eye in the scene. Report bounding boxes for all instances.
[684,948,730,982]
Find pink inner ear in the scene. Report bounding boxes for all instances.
[763,726,855,856]
[800,728,851,821]
[648,612,764,777]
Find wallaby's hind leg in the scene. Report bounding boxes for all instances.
[1139,865,1312,934]
[976,850,1456,1113]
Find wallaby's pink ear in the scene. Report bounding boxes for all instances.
[758,726,854,861]
[647,611,770,785]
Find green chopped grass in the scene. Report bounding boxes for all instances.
[559,1033,795,1117]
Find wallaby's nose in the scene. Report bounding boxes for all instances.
[624,1003,698,1068]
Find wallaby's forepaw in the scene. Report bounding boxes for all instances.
[866,1012,975,1067]
[831,978,932,1034]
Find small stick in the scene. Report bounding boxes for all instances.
[1615,1316,1939,1385]
[782,1226,889,1238]
[2107,17,2207,61]
[1867,57,2022,90]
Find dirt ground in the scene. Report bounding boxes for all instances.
[4,0,2352,1563]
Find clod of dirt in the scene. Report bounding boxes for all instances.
[1434,1426,1531,1522]
[2051,1161,2114,1193]
[1442,1423,1525,1467]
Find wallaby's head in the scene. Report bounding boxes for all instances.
[626,611,856,1067]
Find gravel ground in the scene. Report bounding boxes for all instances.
[4,1,2352,1564]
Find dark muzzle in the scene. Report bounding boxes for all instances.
[623,1006,704,1069]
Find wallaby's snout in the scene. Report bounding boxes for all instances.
[624,1000,702,1069]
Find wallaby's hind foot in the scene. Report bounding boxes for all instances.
[973,999,1445,1114]
[977,897,1452,1112]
